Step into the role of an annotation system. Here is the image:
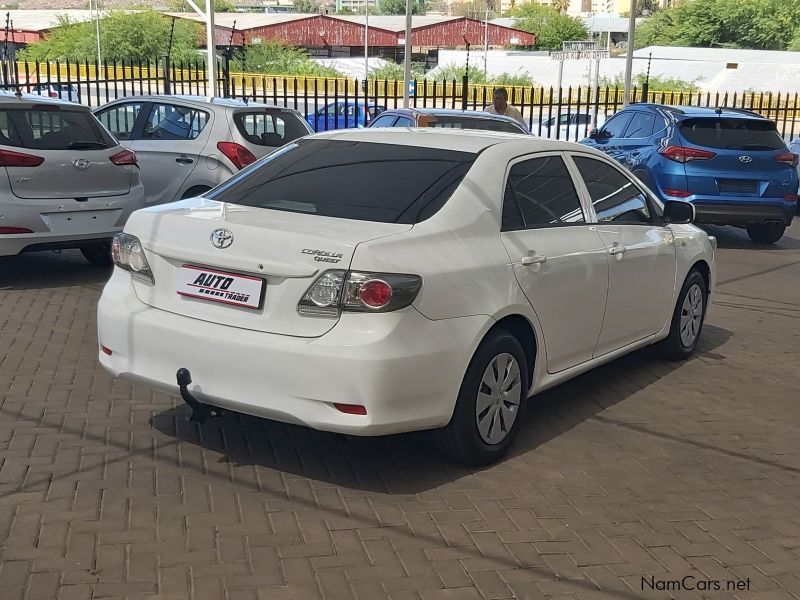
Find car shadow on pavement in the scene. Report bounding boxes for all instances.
[0,250,110,290]
[149,324,734,494]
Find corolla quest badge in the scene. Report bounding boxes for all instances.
[210,229,233,249]
[72,158,91,170]
[739,155,753,164]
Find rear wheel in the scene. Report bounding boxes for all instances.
[659,269,707,361]
[438,329,528,466]
[747,222,785,244]
[81,243,112,267]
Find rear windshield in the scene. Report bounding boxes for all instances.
[209,139,477,224]
[0,107,114,150]
[233,110,311,147]
[679,118,785,151]
[428,115,526,134]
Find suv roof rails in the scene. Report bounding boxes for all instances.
[712,106,766,119]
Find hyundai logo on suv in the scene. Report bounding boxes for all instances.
[210,229,233,249]
[739,155,753,163]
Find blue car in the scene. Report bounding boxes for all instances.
[305,101,385,132]
[582,104,798,244]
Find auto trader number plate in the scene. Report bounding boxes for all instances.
[176,265,264,309]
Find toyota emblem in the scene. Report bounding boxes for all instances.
[738,155,752,164]
[72,158,91,170]
[210,229,233,249]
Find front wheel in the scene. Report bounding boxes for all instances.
[81,244,112,267]
[437,330,529,466]
[747,222,785,244]
[659,269,708,361]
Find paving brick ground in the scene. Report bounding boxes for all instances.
[1,222,799,600]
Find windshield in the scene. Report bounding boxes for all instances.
[427,115,526,134]
[679,117,785,151]
[208,139,477,224]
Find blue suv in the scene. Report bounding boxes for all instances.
[582,105,798,244]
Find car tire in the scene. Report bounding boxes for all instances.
[437,329,529,466]
[659,269,708,361]
[81,244,112,267]
[746,222,785,244]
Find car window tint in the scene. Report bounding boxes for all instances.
[234,111,310,147]
[502,156,585,230]
[394,116,413,127]
[0,110,21,146]
[600,113,633,139]
[574,156,651,224]
[0,108,113,150]
[367,106,384,117]
[624,112,656,138]
[369,115,398,128]
[429,116,525,134]
[208,139,477,224]
[679,117,785,150]
[96,103,144,140]
[142,103,209,141]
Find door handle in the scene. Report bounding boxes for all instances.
[521,254,547,266]
[175,156,194,164]
[608,243,627,256]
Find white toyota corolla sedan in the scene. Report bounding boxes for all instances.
[97,129,716,465]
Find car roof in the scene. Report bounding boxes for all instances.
[629,103,768,120]
[97,95,303,115]
[381,107,522,123]
[0,91,89,109]
[310,127,582,153]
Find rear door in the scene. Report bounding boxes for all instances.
[678,117,794,201]
[127,102,212,205]
[2,105,133,200]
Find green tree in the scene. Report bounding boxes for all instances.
[509,3,588,50]
[790,29,800,51]
[230,40,343,76]
[20,10,201,63]
[293,0,319,11]
[166,0,236,11]
[369,61,425,79]
[379,0,426,15]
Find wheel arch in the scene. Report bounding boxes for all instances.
[485,314,539,390]
[691,259,711,292]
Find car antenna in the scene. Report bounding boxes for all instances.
[715,107,723,116]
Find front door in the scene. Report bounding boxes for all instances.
[569,154,678,356]
[499,154,610,374]
[128,102,212,205]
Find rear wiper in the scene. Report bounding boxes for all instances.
[67,141,108,150]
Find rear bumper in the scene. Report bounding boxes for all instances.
[692,201,795,226]
[97,269,488,436]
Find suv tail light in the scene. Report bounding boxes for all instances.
[217,141,256,170]
[298,270,422,317]
[659,146,717,163]
[110,149,138,167]
[774,151,799,168]
[0,149,44,167]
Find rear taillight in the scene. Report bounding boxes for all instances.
[217,141,257,170]
[298,270,422,318]
[659,146,717,163]
[774,151,799,168]
[0,149,44,167]
[663,188,692,198]
[785,194,798,204]
[0,227,34,234]
[110,149,138,167]
[112,233,154,284]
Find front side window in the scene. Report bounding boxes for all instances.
[573,156,652,224]
[394,116,413,127]
[142,103,209,141]
[502,156,586,231]
[96,103,144,141]
[369,114,398,128]
[600,112,633,139]
[208,139,477,224]
[234,111,310,146]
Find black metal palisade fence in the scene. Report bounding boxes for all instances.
[1,57,798,142]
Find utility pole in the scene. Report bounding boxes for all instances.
[94,0,102,75]
[483,6,488,80]
[623,0,636,106]
[402,0,412,108]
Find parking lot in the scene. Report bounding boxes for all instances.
[0,222,797,600]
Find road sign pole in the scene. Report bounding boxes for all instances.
[623,0,637,106]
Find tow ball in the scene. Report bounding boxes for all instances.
[176,368,223,424]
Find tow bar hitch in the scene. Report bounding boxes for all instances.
[176,368,222,424]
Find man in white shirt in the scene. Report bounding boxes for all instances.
[486,87,525,125]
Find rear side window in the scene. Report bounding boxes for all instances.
[680,118,785,150]
[142,103,209,141]
[0,108,113,150]
[96,102,144,140]
[428,116,525,134]
[234,111,310,147]
[502,156,585,230]
[209,140,476,224]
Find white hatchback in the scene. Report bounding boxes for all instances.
[97,129,716,465]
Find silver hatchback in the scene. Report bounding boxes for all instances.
[94,95,313,205]
[0,92,145,265]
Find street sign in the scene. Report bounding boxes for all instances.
[408,80,416,96]
[550,49,610,60]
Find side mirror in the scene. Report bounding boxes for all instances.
[588,128,599,139]
[663,200,695,224]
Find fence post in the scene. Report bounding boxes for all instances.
[222,53,231,98]
[461,74,468,111]
[161,54,171,95]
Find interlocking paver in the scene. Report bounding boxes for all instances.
[2,223,800,599]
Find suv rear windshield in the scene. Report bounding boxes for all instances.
[679,117,785,151]
[209,139,477,224]
[0,107,114,150]
[428,116,526,134]
[233,110,311,147]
